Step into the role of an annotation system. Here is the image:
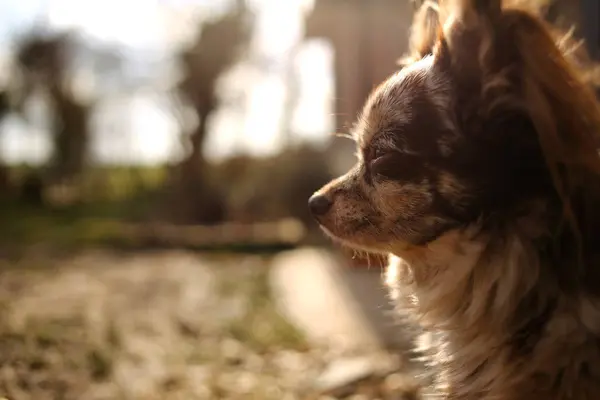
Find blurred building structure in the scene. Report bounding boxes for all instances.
[578,0,599,69]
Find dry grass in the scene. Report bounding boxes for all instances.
[0,251,323,400]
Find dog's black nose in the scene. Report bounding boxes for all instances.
[308,194,332,216]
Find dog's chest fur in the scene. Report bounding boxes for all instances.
[385,227,600,399]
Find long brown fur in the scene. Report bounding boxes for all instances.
[308,1,600,398]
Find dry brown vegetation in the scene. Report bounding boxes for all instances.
[0,251,319,400]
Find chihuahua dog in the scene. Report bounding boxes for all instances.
[309,0,600,398]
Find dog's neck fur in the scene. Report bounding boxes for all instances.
[386,208,600,399]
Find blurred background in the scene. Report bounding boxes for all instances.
[0,0,596,399]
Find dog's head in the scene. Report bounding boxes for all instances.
[309,0,600,255]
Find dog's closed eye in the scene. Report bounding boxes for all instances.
[370,151,396,170]
[371,146,392,163]
[370,151,424,182]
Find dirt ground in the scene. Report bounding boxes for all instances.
[0,250,420,400]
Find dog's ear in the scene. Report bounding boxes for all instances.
[400,1,501,68]
[441,0,502,44]
[443,0,501,23]
[406,1,441,63]
[433,0,503,78]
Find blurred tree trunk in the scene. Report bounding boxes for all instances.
[0,90,10,196]
[13,31,93,202]
[49,84,90,183]
[187,108,212,171]
[167,107,226,225]
[160,1,252,225]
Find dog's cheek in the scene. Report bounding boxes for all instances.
[436,171,472,210]
[374,181,434,220]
